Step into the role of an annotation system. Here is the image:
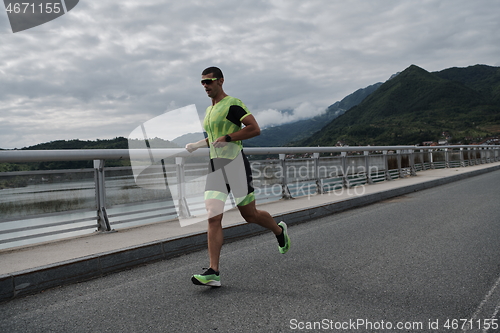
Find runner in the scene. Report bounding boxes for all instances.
[186,66,291,287]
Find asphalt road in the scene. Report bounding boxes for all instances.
[1,170,500,333]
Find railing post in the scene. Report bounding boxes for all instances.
[467,147,473,166]
[93,159,111,232]
[429,149,435,169]
[460,148,465,167]
[279,154,292,199]
[420,148,427,170]
[409,149,417,176]
[383,150,392,181]
[341,151,349,187]
[444,148,450,168]
[175,157,191,218]
[364,150,373,184]
[313,153,323,194]
[397,150,403,178]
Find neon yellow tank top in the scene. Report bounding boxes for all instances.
[203,96,251,159]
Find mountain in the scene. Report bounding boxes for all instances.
[246,82,383,147]
[434,64,500,104]
[299,64,500,146]
[172,132,205,148]
[22,137,130,150]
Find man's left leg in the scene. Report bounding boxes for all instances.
[238,199,290,254]
[237,200,281,235]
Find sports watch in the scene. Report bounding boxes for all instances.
[225,134,232,142]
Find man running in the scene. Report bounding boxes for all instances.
[186,66,290,287]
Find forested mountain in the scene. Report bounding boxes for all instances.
[299,64,500,146]
[434,65,500,104]
[22,137,129,150]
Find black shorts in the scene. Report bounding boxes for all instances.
[204,151,255,205]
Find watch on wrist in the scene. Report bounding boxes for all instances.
[225,134,232,142]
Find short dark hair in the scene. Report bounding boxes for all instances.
[202,66,224,79]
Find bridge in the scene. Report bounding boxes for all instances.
[1,146,500,332]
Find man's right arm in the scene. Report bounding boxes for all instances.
[185,138,209,153]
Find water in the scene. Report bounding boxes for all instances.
[0,166,286,250]
[0,168,177,250]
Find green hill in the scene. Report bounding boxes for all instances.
[299,64,500,146]
[434,64,500,103]
[22,137,130,150]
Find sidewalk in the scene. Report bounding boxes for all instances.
[1,162,500,302]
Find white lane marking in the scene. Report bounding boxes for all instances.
[463,274,500,332]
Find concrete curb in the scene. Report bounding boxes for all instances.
[1,163,500,302]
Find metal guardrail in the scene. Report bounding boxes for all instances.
[1,145,499,250]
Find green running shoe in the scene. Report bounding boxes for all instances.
[277,221,290,254]
[191,268,221,287]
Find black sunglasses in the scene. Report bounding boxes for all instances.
[201,78,218,85]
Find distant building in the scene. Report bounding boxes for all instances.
[479,136,500,145]
[335,141,347,147]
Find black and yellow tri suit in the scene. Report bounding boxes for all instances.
[203,96,255,206]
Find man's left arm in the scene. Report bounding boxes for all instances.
[212,114,261,146]
[229,114,260,141]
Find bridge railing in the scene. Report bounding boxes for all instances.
[0,145,499,250]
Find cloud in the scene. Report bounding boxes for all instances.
[1,0,499,148]
[254,102,326,128]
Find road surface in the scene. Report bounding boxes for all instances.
[1,170,500,332]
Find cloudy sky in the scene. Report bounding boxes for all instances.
[1,0,499,149]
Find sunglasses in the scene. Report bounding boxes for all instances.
[201,78,218,85]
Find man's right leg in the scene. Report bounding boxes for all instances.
[203,159,229,273]
[206,199,225,272]
[192,198,225,287]
[193,158,231,286]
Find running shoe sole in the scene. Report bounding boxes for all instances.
[191,275,221,287]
